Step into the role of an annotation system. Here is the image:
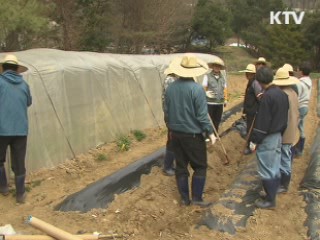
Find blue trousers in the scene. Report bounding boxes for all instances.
[256,133,281,180]
[298,107,308,138]
[280,144,292,175]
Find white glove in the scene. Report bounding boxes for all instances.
[206,91,215,98]
[209,134,217,145]
[249,141,256,151]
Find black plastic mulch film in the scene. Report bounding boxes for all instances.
[300,126,320,240]
[55,103,244,213]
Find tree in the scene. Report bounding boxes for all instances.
[192,0,232,49]
[0,0,49,51]
[303,11,320,69]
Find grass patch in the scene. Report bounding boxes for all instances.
[132,130,146,142]
[116,135,131,151]
[95,153,108,162]
[213,46,256,72]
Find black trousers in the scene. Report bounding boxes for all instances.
[246,114,256,144]
[208,104,223,132]
[170,131,207,178]
[0,136,27,176]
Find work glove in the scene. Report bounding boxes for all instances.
[206,91,215,98]
[249,141,256,152]
[208,133,217,145]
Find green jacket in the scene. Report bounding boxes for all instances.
[164,78,213,135]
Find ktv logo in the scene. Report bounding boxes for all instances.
[270,11,305,24]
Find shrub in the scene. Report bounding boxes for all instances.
[132,130,146,142]
[116,135,131,151]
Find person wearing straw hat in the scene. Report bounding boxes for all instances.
[164,55,216,207]
[0,54,31,204]
[282,63,299,159]
[294,63,312,157]
[161,64,177,176]
[255,57,267,70]
[250,66,289,209]
[202,58,228,132]
[239,63,263,155]
[272,67,299,194]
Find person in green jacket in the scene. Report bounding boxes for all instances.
[0,54,31,204]
[164,55,216,207]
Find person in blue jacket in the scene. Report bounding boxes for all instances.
[164,55,216,207]
[0,54,31,204]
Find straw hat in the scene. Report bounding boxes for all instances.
[168,55,209,78]
[256,57,267,65]
[282,63,294,73]
[208,58,225,69]
[272,67,300,86]
[164,66,174,75]
[239,64,256,73]
[0,54,28,73]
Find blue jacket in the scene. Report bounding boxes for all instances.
[0,70,32,136]
[164,78,213,135]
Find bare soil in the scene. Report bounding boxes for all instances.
[0,75,318,240]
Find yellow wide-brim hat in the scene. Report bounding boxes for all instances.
[273,67,300,86]
[168,55,209,78]
[0,54,28,73]
[283,63,294,72]
[208,58,225,70]
[239,63,256,73]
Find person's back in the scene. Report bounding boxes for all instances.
[297,75,312,108]
[0,70,31,136]
[166,78,211,134]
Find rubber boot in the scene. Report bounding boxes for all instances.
[255,179,279,209]
[163,150,175,176]
[15,175,26,203]
[0,166,9,196]
[176,176,190,206]
[295,137,305,157]
[191,175,212,207]
[278,173,291,194]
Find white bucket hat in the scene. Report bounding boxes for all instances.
[168,55,209,78]
[239,63,256,73]
[273,67,300,86]
[0,54,28,73]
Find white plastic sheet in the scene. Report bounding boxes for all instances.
[0,49,221,172]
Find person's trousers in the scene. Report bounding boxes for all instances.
[298,107,308,139]
[207,104,223,132]
[0,136,27,176]
[280,144,292,175]
[246,114,256,146]
[170,131,207,178]
[256,133,281,180]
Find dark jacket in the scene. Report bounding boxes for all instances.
[243,79,262,116]
[251,85,289,144]
[164,78,213,135]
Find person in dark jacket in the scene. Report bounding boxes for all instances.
[164,55,216,207]
[0,54,31,204]
[251,66,289,209]
[239,63,263,155]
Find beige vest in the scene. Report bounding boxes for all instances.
[282,87,299,144]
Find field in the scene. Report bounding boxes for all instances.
[0,73,318,240]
